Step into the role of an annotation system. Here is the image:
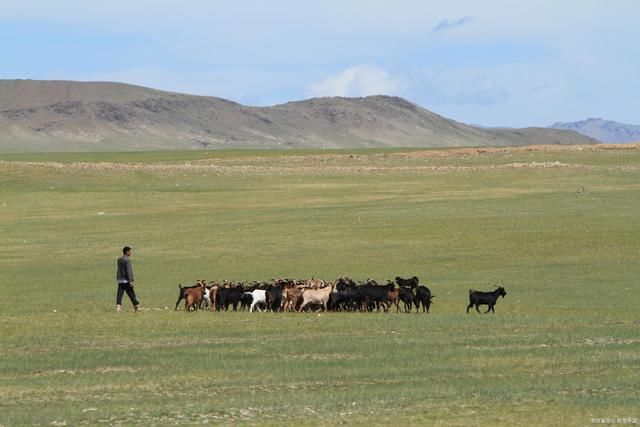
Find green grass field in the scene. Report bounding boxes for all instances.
[1,146,639,426]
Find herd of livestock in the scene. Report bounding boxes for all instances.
[174,276,508,314]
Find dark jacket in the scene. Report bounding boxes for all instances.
[117,255,134,283]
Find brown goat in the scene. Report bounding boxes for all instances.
[208,284,218,312]
[184,282,206,311]
[282,287,303,312]
[387,285,401,313]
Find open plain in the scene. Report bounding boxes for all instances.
[1,144,639,425]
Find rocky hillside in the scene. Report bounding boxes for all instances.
[0,79,597,152]
[550,118,640,143]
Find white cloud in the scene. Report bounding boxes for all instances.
[305,64,510,108]
[305,65,406,98]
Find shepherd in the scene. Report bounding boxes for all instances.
[116,246,140,313]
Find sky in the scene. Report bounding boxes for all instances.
[1,0,639,127]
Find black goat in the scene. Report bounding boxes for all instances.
[330,276,362,311]
[467,286,507,313]
[414,286,434,313]
[240,293,253,311]
[265,283,284,312]
[398,286,416,312]
[395,276,419,289]
[216,284,244,311]
[360,279,394,312]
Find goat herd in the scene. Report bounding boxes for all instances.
[174,276,508,314]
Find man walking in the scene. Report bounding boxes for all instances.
[116,246,140,312]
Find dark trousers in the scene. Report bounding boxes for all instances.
[116,282,139,306]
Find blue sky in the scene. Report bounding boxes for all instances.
[1,0,638,127]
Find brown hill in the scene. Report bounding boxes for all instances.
[0,79,597,152]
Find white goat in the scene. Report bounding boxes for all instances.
[246,289,267,312]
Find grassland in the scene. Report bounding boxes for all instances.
[1,145,639,426]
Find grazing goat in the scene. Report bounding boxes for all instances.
[414,286,434,313]
[467,286,507,313]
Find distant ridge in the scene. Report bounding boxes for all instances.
[0,79,597,152]
[550,118,640,144]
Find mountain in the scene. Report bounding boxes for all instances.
[0,79,597,152]
[550,118,640,144]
